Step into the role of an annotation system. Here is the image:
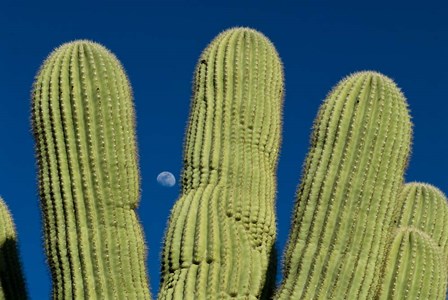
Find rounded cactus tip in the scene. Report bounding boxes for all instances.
[403,181,448,199]
[344,70,397,83]
[39,40,119,69]
[208,27,284,81]
[406,181,445,189]
[214,26,280,52]
[221,26,268,37]
[336,70,409,104]
[35,39,128,91]
[49,39,112,55]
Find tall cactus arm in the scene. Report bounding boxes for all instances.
[158,27,284,300]
[0,197,27,299]
[275,72,412,299]
[31,41,150,299]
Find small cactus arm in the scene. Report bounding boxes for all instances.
[377,183,448,299]
[275,72,413,299]
[158,28,284,299]
[390,183,448,263]
[378,228,446,299]
[31,41,150,299]
[0,197,27,299]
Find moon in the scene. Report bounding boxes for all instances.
[157,171,176,187]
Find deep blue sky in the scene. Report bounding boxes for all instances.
[1,1,447,298]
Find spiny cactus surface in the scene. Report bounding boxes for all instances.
[391,182,448,261]
[275,72,413,299]
[159,27,284,300]
[0,197,27,300]
[376,183,448,299]
[31,41,150,299]
[378,227,447,299]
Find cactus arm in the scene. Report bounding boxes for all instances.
[275,72,412,299]
[391,183,448,261]
[377,227,447,299]
[376,182,448,298]
[158,27,284,300]
[31,41,150,299]
[0,197,27,299]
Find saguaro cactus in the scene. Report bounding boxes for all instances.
[0,28,447,300]
[31,41,150,299]
[275,72,413,299]
[0,197,27,299]
[158,27,284,299]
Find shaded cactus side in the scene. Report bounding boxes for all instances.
[158,27,284,300]
[31,41,150,299]
[275,72,413,299]
[0,197,27,300]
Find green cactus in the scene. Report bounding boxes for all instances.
[31,41,150,299]
[158,27,284,300]
[378,227,447,299]
[0,28,447,300]
[391,183,448,260]
[0,197,27,299]
[376,183,448,299]
[274,71,413,299]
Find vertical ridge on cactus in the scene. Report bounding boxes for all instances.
[31,41,150,299]
[158,27,284,299]
[0,197,28,300]
[275,72,412,299]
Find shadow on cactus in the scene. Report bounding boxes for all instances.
[0,198,27,299]
[0,27,447,299]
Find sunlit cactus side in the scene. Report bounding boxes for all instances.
[275,72,412,299]
[31,41,150,299]
[0,197,27,300]
[159,27,284,300]
[376,183,448,298]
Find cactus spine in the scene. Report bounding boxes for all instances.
[158,28,284,299]
[31,41,150,299]
[0,197,27,300]
[275,72,413,299]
